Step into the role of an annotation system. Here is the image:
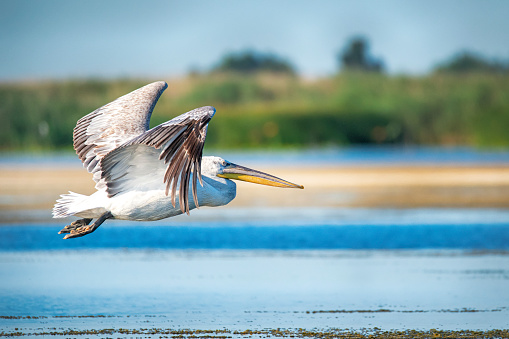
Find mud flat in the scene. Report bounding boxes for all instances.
[2,165,509,223]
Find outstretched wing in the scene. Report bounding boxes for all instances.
[100,106,216,215]
[73,81,168,189]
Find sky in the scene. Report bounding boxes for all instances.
[1,0,508,81]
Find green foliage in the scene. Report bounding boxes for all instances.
[207,110,399,149]
[338,37,384,73]
[435,51,509,74]
[212,50,295,75]
[181,77,274,105]
[1,72,509,151]
[0,79,164,150]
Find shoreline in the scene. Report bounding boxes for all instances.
[2,165,509,219]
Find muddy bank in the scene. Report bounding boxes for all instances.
[2,166,509,223]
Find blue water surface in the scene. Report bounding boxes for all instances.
[2,146,509,168]
[1,222,508,251]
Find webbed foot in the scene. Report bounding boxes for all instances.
[63,223,99,239]
[60,211,113,240]
[58,218,92,234]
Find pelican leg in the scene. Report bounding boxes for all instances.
[58,218,93,234]
[62,212,113,240]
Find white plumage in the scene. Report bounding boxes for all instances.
[53,81,303,239]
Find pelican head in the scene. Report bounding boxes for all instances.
[201,156,304,189]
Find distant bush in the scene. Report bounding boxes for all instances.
[212,50,296,75]
[338,37,385,73]
[435,51,509,74]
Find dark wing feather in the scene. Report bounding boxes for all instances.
[73,81,168,189]
[100,106,216,215]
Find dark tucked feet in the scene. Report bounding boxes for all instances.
[58,218,92,234]
[60,211,113,240]
[63,223,99,239]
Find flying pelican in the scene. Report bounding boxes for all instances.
[53,81,303,239]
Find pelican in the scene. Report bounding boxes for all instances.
[53,81,303,239]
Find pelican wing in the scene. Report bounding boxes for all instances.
[73,81,168,189]
[100,106,216,215]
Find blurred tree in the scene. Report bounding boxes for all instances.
[212,50,295,74]
[339,37,385,73]
[435,51,508,74]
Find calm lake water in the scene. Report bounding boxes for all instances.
[1,147,509,335]
[3,146,509,168]
[1,208,509,334]
[2,208,509,251]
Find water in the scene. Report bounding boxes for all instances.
[1,148,509,335]
[1,219,509,251]
[1,208,509,334]
[2,207,509,251]
[216,146,509,167]
[1,249,508,334]
[3,146,509,168]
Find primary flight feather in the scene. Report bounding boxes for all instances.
[53,81,303,239]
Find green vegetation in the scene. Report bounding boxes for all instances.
[338,36,385,73]
[435,51,509,74]
[1,72,509,151]
[211,50,295,75]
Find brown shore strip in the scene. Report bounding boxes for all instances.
[1,165,509,223]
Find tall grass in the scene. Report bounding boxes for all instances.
[1,72,508,151]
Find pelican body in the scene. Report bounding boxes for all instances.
[53,81,303,239]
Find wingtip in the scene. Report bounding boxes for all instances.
[139,81,168,93]
[156,80,168,89]
[149,81,168,91]
[195,106,216,118]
